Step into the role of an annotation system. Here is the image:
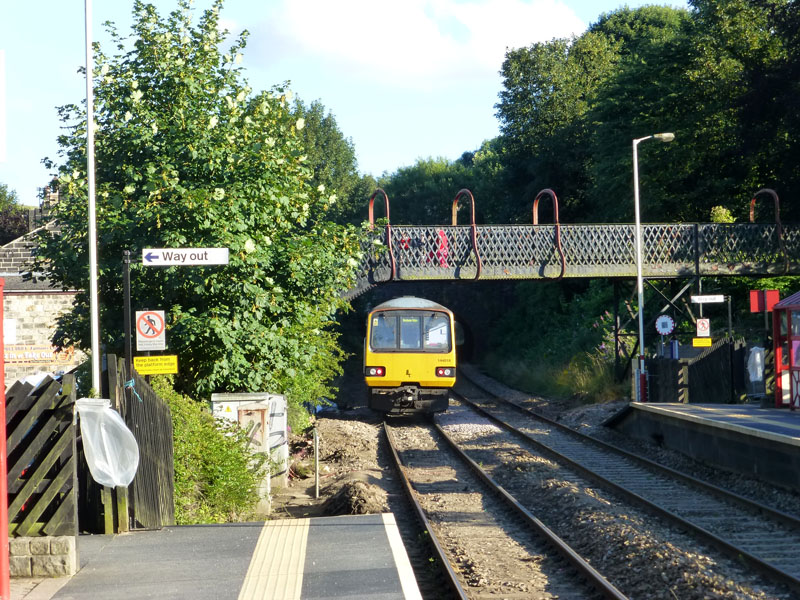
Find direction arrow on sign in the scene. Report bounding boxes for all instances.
[142,248,229,266]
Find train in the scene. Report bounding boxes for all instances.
[364,297,457,415]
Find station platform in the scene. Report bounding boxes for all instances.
[608,402,800,492]
[20,513,421,600]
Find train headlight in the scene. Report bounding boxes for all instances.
[366,366,385,377]
[435,367,454,377]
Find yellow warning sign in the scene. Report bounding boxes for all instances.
[692,337,712,348]
[133,355,178,375]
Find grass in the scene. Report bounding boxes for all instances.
[483,351,627,404]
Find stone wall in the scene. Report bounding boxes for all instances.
[3,292,84,384]
[9,536,77,577]
[0,237,37,272]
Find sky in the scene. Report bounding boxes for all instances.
[0,0,688,206]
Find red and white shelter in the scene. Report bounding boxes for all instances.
[774,290,800,408]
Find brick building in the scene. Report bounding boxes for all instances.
[2,196,85,384]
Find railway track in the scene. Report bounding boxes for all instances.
[384,418,626,599]
[454,372,800,596]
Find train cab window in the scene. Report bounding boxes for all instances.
[400,317,422,349]
[370,310,451,352]
[424,314,450,350]
[371,314,398,349]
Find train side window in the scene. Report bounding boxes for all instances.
[400,317,422,349]
[371,314,397,349]
[424,314,450,350]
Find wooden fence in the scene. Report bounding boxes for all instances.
[78,356,175,533]
[6,375,77,537]
[107,355,175,530]
[647,337,747,403]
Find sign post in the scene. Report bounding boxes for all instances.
[691,294,732,338]
[655,315,675,358]
[123,250,132,380]
[123,248,228,379]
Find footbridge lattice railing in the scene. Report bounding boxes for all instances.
[346,188,798,299]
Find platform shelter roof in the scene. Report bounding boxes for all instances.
[775,290,800,310]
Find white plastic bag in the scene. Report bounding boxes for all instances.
[747,347,765,383]
[76,398,140,487]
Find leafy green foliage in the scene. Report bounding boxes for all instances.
[34,1,362,415]
[380,157,470,225]
[496,32,621,220]
[151,376,265,524]
[291,99,376,225]
[483,280,628,401]
[0,183,29,245]
[378,139,516,226]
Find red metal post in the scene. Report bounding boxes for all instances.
[774,307,784,408]
[0,277,8,599]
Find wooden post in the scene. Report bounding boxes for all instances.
[116,487,129,532]
[101,487,114,534]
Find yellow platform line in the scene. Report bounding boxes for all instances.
[238,519,310,600]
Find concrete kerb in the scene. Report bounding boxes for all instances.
[10,576,71,600]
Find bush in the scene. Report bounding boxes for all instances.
[483,279,629,404]
[151,376,266,524]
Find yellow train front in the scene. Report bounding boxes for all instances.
[364,297,456,415]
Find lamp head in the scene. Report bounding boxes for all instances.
[654,132,675,142]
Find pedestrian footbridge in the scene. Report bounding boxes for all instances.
[346,188,799,299]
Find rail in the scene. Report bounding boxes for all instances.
[386,420,627,599]
[456,373,800,594]
[383,424,469,600]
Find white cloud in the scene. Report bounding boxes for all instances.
[218,17,240,35]
[254,0,585,88]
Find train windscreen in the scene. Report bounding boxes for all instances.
[371,311,450,352]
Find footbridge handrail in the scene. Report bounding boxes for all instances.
[532,188,566,280]
[345,188,800,300]
[367,188,396,282]
[750,188,788,274]
[450,189,482,280]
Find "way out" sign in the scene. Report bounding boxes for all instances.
[142,248,229,266]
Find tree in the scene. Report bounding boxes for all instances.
[35,0,361,409]
[380,157,470,225]
[291,99,376,225]
[684,0,798,221]
[496,32,621,221]
[0,183,28,245]
[585,6,693,221]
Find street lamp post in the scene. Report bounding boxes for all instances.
[633,132,675,402]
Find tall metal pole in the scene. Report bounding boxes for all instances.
[85,0,101,393]
[632,132,675,402]
[633,136,650,402]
